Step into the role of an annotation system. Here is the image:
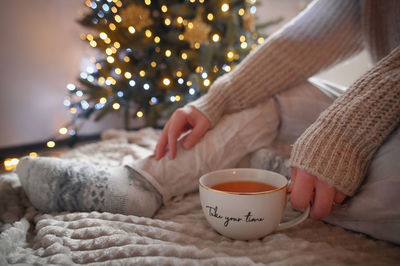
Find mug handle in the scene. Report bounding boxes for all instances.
[275,195,310,231]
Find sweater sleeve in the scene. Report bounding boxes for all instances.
[290,46,400,196]
[189,0,364,127]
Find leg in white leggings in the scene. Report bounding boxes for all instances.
[129,81,334,204]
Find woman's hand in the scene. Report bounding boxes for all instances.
[289,167,346,219]
[154,106,211,160]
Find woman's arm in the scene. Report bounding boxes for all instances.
[190,0,364,127]
[290,46,400,197]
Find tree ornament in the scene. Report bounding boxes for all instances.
[183,11,211,48]
[120,4,153,31]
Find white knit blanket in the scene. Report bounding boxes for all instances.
[1,128,399,265]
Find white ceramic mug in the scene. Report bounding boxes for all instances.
[199,168,310,240]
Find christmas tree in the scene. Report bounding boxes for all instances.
[65,0,274,134]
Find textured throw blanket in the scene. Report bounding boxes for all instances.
[1,128,399,265]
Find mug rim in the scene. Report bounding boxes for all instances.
[199,168,288,195]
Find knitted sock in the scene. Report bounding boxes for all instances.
[15,156,162,217]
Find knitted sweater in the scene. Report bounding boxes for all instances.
[189,0,400,196]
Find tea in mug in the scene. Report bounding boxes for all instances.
[211,181,277,193]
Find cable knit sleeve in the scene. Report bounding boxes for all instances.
[189,0,364,127]
[290,46,400,196]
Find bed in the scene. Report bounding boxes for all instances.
[1,128,399,265]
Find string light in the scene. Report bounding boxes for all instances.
[240,35,246,42]
[114,14,122,23]
[165,49,172,57]
[136,111,144,117]
[203,79,211,86]
[151,61,157,67]
[99,32,108,40]
[241,42,248,49]
[257,37,265,44]
[106,56,115,63]
[221,3,229,12]
[207,13,214,21]
[178,34,184,40]
[145,29,152,38]
[163,78,171,86]
[212,33,220,42]
[46,141,56,148]
[112,103,120,110]
[29,152,38,158]
[145,0,151,5]
[59,127,68,135]
[109,23,116,31]
[124,56,130,62]
[100,97,107,104]
[177,17,183,24]
[111,6,118,13]
[164,18,171,26]
[70,107,77,114]
[124,72,132,79]
[238,8,245,16]
[161,5,168,12]
[128,26,136,34]
[154,36,160,43]
[139,70,146,77]
[4,158,19,171]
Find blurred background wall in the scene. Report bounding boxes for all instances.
[0,0,371,148]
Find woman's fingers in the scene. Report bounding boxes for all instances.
[182,119,210,149]
[311,180,336,219]
[290,168,315,210]
[155,122,170,160]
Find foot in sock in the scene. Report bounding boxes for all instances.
[16,156,162,217]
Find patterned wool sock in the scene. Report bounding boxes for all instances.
[15,156,162,217]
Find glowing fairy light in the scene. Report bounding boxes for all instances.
[129,80,136,86]
[124,72,132,79]
[76,90,83,97]
[143,83,150,90]
[46,141,56,148]
[238,8,245,16]
[4,158,19,171]
[99,32,108,40]
[178,78,184,84]
[163,78,171,86]
[81,100,90,110]
[203,79,211,86]
[136,111,144,118]
[59,127,68,135]
[112,103,120,110]
[165,50,172,57]
[29,152,38,158]
[106,56,115,63]
[117,91,124,97]
[67,84,76,91]
[63,99,71,107]
[128,26,136,34]
[201,72,208,78]
[221,3,229,12]
[241,42,248,49]
[99,97,107,104]
[189,88,195,95]
[114,14,122,23]
[250,6,257,14]
[161,5,168,12]
[212,33,220,42]
[207,13,214,21]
